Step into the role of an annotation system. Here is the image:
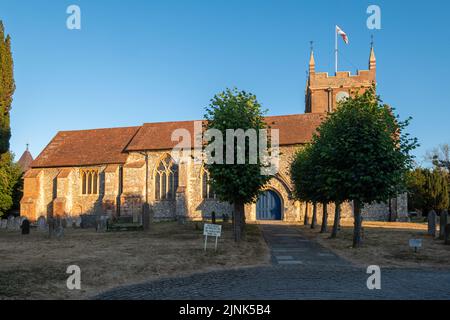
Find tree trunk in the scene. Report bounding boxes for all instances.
[233,201,245,242]
[311,202,317,229]
[330,202,341,238]
[320,202,328,233]
[304,202,309,225]
[352,200,363,248]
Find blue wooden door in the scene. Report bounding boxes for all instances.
[257,190,282,220]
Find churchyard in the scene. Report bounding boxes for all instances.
[0,220,269,299]
[300,220,450,268]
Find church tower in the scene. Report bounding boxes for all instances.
[305,46,376,113]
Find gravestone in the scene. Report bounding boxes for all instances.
[14,217,22,230]
[445,225,450,245]
[96,215,108,233]
[65,217,73,228]
[428,210,437,237]
[37,216,47,231]
[439,210,448,240]
[21,219,30,235]
[7,216,14,229]
[75,217,82,228]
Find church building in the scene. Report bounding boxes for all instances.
[20,47,408,223]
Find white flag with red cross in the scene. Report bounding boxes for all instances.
[336,25,349,44]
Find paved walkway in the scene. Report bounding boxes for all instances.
[96,223,450,300]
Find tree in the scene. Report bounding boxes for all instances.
[204,88,271,242]
[407,168,449,215]
[426,144,450,172]
[0,152,22,217]
[0,21,16,154]
[300,87,417,247]
[0,21,20,218]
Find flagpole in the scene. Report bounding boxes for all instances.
[335,25,338,74]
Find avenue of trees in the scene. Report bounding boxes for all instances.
[0,21,22,218]
[291,87,417,247]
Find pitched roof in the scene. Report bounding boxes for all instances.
[31,114,325,168]
[31,127,140,168]
[17,150,34,172]
[125,113,325,151]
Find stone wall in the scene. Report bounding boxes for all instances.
[21,144,408,224]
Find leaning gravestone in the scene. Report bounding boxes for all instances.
[428,210,437,237]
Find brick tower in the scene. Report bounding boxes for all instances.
[305,46,376,113]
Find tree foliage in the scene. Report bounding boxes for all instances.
[0,152,22,217]
[0,21,15,154]
[204,88,271,241]
[407,168,449,214]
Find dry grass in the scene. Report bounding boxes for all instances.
[299,220,450,269]
[0,221,269,300]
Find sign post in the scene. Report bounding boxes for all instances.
[203,223,222,252]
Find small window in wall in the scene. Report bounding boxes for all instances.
[202,170,215,200]
[81,169,99,195]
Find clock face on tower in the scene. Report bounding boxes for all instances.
[336,91,350,103]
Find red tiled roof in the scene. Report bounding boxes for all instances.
[125,113,325,151]
[31,114,325,168]
[31,127,141,168]
[17,150,34,172]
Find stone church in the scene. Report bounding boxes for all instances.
[20,47,408,223]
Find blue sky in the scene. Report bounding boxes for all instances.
[0,0,449,164]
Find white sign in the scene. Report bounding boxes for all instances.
[409,239,422,252]
[203,223,222,237]
[203,223,222,251]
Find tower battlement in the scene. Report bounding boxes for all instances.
[305,47,376,113]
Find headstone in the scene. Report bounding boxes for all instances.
[445,225,450,245]
[439,210,448,240]
[65,217,73,228]
[37,216,47,231]
[21,219,30,235]
[7,216,14,229]
[96,215,108,233]
[14,217,22,230]
[428,210,437,237]
[75,217,82,228]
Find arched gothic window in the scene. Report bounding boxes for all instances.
[155,155,178,200]
[202,170,215,200]
[81,169,99,195]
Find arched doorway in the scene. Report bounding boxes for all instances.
[256,190,282,220]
